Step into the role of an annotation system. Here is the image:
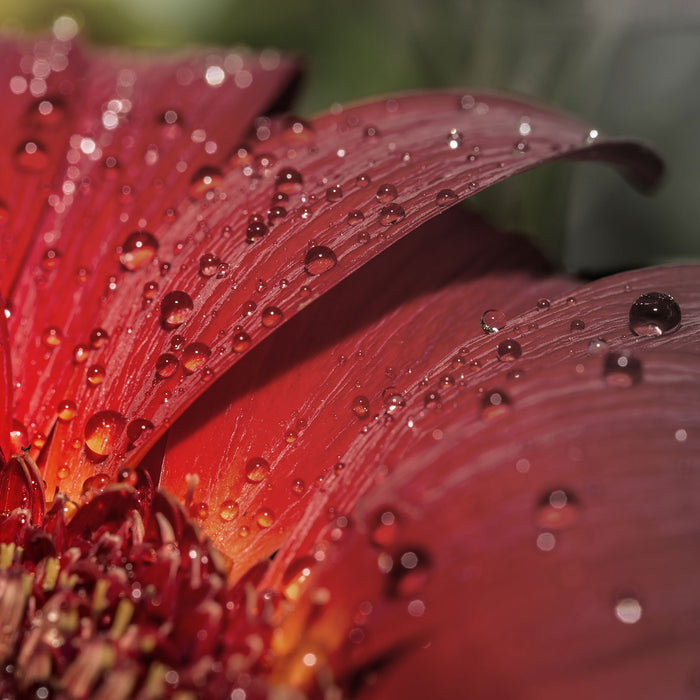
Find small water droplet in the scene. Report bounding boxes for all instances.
[325,184,343,202]
[246,220,268,243]
[536,298,550,311]
[219,499,240,521]
[355,173,371,188]
[261,306,284,328]
[89,327,109,349]
[603,351,642,388]
[199,253,220,277]
[446,128,463,149]
[86,364,106,386]
[282,117,315,145]
[142,281,159,301]
[275,167,303,194]
[291,478,306,496]
[423,391,441,409]
[155,353,179,379]
[629,291,681,336]
[481,389,511,421]
[569,319,585,332]
[181,342,211,373]
[481,309,506,334]
[256,507,275,528]
[512,139,529,155]
[436,188,458,206]
[346,209,365,226]
[496,339,522,362]
[382,388,405,413]
[41,248,61,271]
[42,326,63,348]
[160,290,193,329]
[304,245,337,275]
[614,596,643,624]
[352,395,370,420]
[126,418,154,447]
[267,206,287,225]
[73,344,89,364]
[56,399,77,422]
[363,125,380,140]
[245,456,270,483]
[378,204,405,226]
[84,410,126,459]
[376,183,398,203]
[119,231,158,271]
[189,165,223,199]
[535,489,579,530]
[232,328,251,353]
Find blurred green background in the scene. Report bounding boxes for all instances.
[1,0,699,274]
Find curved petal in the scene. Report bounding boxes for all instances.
[270,349,700,699]
[0,300,11,464]
[9,81,661,498]
[159,206,575,572]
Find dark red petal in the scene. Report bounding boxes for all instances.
[270,350,700,698]
[0,298,11,464]
[9,82,661,497]
[0,452,45,523]
[159,206,574,572]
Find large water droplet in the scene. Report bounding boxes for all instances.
[304,245,337,275]
[155,353,179,379]
[481,309,506,334]
[84,410,126,459]
[378,204,405,226]
[181,342,211,373]
[218,499,240,522]
[261,306,284,328]
[160,290,193,329]
[629,292,681,336]
[603,351,642,388]
[496,339,522,362]
[126,418,154,447]
[189,165,223,199]
[119,231,158,271]
[245,456,270,483]
[376,183,398,203]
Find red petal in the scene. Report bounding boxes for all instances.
[8,78,661,498]
[159,206,574,572]
[270,348,700,698]
[0,299,11,464]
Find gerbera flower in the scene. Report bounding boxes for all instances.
[1,23,698,700]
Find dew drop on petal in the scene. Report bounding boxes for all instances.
[86,365,106,386]
[246,220,268,243]
[89,327,109,349]
[496,339,521,362]
[143,281,159,300]
[126,418,154,447]
[181,342,211,373]
[84,410,126,459]
[481,309,506,334]
[42,326,63,348]
[352,395,370,420]
[603,351,642,388]
[376,183,398,203]
[256,507,275,528]
[199,253,220,277]
[41,248,61,270]
[423,391,441,409]
[119,231,158,271]
[355,173,371,188]
[346,209,365,226]
[219,499,240,521]
[72,344,89,364]
[261,306,284,328]
[569,319,585,332]
[481,388,511,421]
[436,188,457,206]
[614,596,643,624]
[378,204,405,226]
[189,165,223,199]
[535,489,579,530]
[275,167,303,194]
[291,478,306,496]
[56,400,77,422]
[155,353,179,379]
[382,388,405,413]
[245,457,270,483]
[536,298,551,311]
[587,338,609,356]
[446,128,463,149]
[629,291,681,336]
[304,245,337,275]
[232,328,251,353]
[160,290,193,328]
[325,185,343,202]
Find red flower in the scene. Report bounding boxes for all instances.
[1,30,698,699]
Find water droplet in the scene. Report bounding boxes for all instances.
[386,549,431,597]
[376,183,398,203]
[352,395,370,420]
[446,128,463,149]
[160,290,193,329]
[566,296,577,306]
[382,388,405,413]
[158,109,183,137]
[181,342,211,373]
[282,556,316,601]
[84,410,126,459]
[304,245,337,275]
[536,298,550,311]
[423,391,441,409]
[326,184,343,202]
[587,338,609,356]
[246,219,268,243]
[119,231,158,271]
[170,335,185,351]
[629,291,681,336]
[614,596,643,624]
[189,165,223,199]
[481,309,506,334]
[56,399,77,422]
[346,210,365,226]
[14,140,49,172]
[242,300,257,317]
[86,365,106,386]
[82,473,111,495]
[232,328,251,353]
[569,319,585,332]
[256,507,275,528]
[219,499,240,521]
[496,339,522,362]
[363,125,380,140]
[89,327,109,349]
[481,389,511,421]
[512,139,529,155]
[199,253,220,277]
[245,457,270,483]
[155,353,179,379]
[378,204,405,226]
[41,248,61,271]
[370,509,399,547]
[291,478,306,496]
[42,326,63,348]
[355,173,371,188]
[126,418,154,447]
[275,167,303,194]
[436,188,458,206]
[535,489,579,530]
[261,306,284,328]
[73,344,89,364]
[603,351,642,388]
